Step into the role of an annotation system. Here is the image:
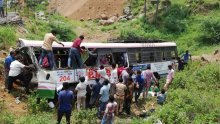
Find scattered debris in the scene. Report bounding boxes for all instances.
[15,97,21,104]
[0,12,23,25]
[35,11,47,20]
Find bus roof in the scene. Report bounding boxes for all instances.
[19,38,177,48]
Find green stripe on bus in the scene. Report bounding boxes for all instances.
[37,89,55,99]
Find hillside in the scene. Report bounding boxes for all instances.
[49,0,127,20]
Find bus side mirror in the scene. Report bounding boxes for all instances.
[46,73,50,80]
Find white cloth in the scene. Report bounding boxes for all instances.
[9,60,25,76]
[75,82,87,97]
[97,68,109,84]
[110,68,118,84]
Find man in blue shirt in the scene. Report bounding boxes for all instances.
[181,50,191,64]
[97,79,110,118]
[57,82,74,124]
[4,51,15,89]
[89,78,102,108]
[0,0,4,18]
[135,70,144,103]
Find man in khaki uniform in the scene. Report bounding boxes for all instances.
[39,30,64,69]
[115,78,127,115]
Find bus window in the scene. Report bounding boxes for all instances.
[98,54,113,66]
[136,52,142,63]
[142,52,155,62]
[163,51,174,60]
[155,51,163,62]
[53,48,69,68]
[84,49,97,67]
[112,52,128,67]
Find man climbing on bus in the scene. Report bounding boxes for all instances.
[68,35,85,69]
[39,30,64,70]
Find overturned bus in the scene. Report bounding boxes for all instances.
[17,38,178,98]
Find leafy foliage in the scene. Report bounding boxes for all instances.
[17,112,56,124]
[71,108,97,124]
[147,62,220,123]
[200,17,220,44]
[0,26,17,47]
[27,95,52,114]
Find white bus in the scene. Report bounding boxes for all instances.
[17,38,177,98]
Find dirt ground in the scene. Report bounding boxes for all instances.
[49,0,128,20]
[0,76,27,116]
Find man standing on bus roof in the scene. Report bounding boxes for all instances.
[68,35,85,68]
[39,30,64,69]
[181,50,191,64]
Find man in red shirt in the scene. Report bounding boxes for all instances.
[68,35,85,68]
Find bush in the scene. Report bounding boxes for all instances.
[200,17,220,44]
[0,112,15,124]
[49,21,77,41]
[27,95,52,114]
[149,62,220,123]
[162,4,190,33]
[0,26,17,48]
[71,108,97,124]
[17,112,56,124]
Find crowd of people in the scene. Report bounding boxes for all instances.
[57,63,175,124]
[3,30,192,124]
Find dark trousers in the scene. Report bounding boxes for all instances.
[4,69,9,89]
[57,109,71,124]
[68,48,83,69]
[124,97,132,115]
[135,87,143,102]
[8,74,29,92]
[0,7,4,17]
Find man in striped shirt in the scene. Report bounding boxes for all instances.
[39,30,64,69]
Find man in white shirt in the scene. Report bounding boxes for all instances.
[96,65,109,84]
[163,65,175,91]
[110,63,118,95]
[75,76,87,111]
[8,55,33,93]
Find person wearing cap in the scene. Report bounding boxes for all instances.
[57,82,74,124]
[68,35,85,68]
[39,30,64,69]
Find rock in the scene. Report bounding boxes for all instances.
[100,14,108,20]
[80,18,84,21]
[127,15,134,20]
[119,17,127,22]
[99,20,113,26]
[124,6,131,16]
[108,16,118,22]
[87,18,92,21]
